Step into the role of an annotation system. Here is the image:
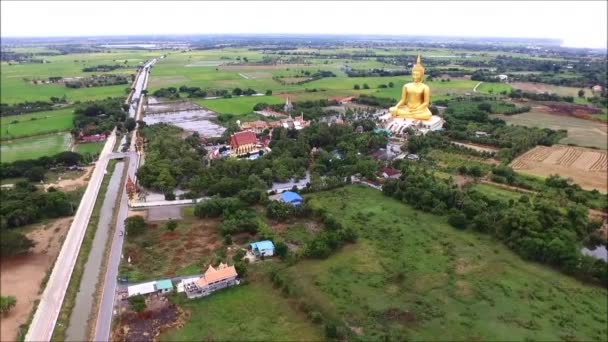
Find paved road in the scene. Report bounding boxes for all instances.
[473,81,483,93]
[25,131,116,342]
[93,59,155,341]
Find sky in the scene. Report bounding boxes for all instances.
[1,1,607,49]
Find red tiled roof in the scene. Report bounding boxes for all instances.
[379,167,400,177]
[230,131,256,149]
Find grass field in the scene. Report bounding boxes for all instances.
[161,282,323,341]
[271,185,608,341]
[194,95,284,115]
[495,112,608,150]
[471,183,523,202]
[476,82,512,94]
[1,107,74,139]
[74,141,105,155]
[1,132,71,163]
[1,50,167,104]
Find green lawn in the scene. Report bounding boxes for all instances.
[1,132,71,163]
[476,82,512,94]
[74,141,105,155]
[1,107,74,139]
[194,95,284,115]
[471,183,523,203]
[161,282,323,341]
[270,185,608,341]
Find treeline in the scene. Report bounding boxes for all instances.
[65,74,129,88]
[152,86,259,99]
[382,165,607,285]
[82,64,126,72]
[0,101,55,117]
[72,97,128,136]
[254,99,341,121]
[353,94,396,107]
[509,89,574,103]
[345,68,408,77]
[136,124,207,194]
[441,98,565,161]
[0,151,91,181]
[273,70,336,85]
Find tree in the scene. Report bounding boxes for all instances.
[353,84,360,90]
[388,82,394,88]
[274,241,289,259]
[448,211,467,229]
[0,296,16,314]
[125,118,136,131]
[578,89,585,98]
[265,89,272,96]
[128,295,146,313]
[25,166,45,182]
[0,230,35,257]
[363,83,370,89]
[165,219,177,231]
[232,88,243,96]
[125,216,146,236]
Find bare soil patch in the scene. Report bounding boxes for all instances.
[218,63,309,71]
[44,166,93,192]
[0,217,72,341]
[532,101,604,121]
[511,145,608,193]
[450,141,500,153]
[112,294,185,342]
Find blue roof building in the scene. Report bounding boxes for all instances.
[155,279,174,293]
[279,191,303,206]
[250,240,275,257]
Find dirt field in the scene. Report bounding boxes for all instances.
[43,166,93,192]
[511,82,590,98]
[450,141,500,153]
[218,63,309,70]
[0,217,72,341]
[532,102,605,120]
[511,145,608,193]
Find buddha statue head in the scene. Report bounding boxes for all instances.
[411,54,424,82]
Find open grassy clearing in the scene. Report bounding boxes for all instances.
[272,185,608,341]
[470,183,523,202]
[1,132,71,163]
[1,107,74,139]
[194,95,284,115]
[74,141,105,155]
[476,82,512,94]
[496,112,608,149]
[161,281,323,341]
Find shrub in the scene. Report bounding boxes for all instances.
[0,296,16,314]
[448,211,468,229]
[165,220,177,231]
[125,216,146,236]
[128,295,146,313]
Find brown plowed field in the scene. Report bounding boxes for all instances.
[511,145,607,193]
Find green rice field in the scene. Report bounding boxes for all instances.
[1,132,71,163]
[194,95,284,115]
[1,107,74,139]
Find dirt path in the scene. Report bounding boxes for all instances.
[473,81,483,93]
[0,217,73,342]
[44,166,93,192]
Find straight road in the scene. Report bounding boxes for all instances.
[25,131,116,342]
[25,59,155,342]
[93,59,155,341]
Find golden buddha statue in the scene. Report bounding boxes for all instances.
[389,55,432,120]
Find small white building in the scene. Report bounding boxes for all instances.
[127,282,156,297]
[496,74,509,82]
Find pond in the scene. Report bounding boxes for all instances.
[143,109,226,138]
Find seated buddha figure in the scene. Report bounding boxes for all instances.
[389,55,432,120]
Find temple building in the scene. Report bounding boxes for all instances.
[284,97,293,112]
[229,131,257,156]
